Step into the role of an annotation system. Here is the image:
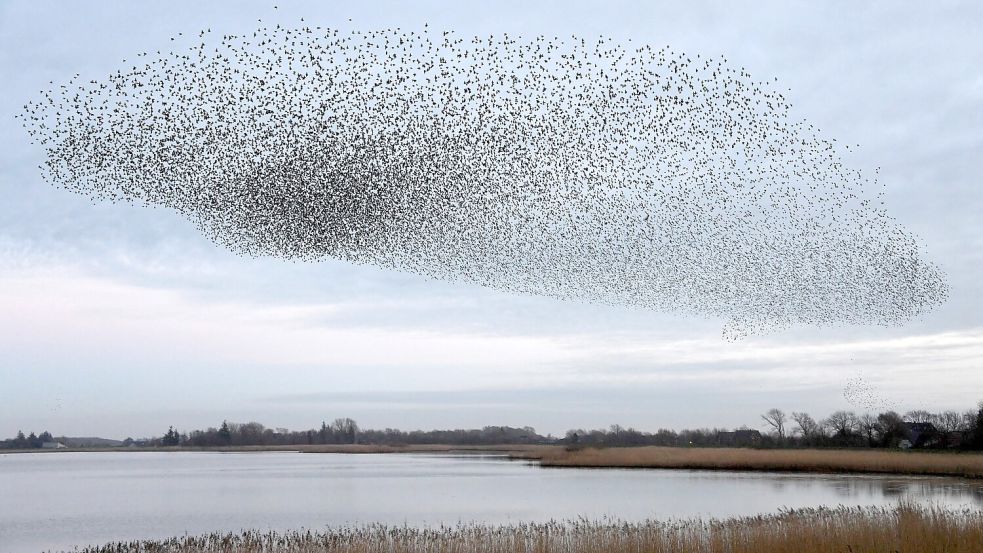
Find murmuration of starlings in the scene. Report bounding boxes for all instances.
[18,23,948,340]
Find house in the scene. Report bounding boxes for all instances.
[40,441,67,449]
[716,429,762,447]
[904,422,938,448]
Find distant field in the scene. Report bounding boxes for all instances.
[526,446,983,479]
[68,504,983,553]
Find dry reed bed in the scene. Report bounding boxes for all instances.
[530,446,983,478]
[68,505,983,553]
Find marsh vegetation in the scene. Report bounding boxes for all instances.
[529,446,983,479]
[67,504,983,553]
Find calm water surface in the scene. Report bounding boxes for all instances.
[1,451,981,552]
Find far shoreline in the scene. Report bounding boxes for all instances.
[6,444,983,480]
[0,443,547,455]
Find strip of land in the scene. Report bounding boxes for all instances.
[9,444,983,479]
[66,504,983,553]
[0,443,550,455]
[523,445,983,478]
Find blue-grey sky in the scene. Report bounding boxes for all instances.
[1,1,981,439]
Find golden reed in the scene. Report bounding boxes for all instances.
[71,504,982,553]
[529,446,983,478]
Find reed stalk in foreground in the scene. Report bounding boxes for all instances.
[68,504,983,553]
[529,446,983,479]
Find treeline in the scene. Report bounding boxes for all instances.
[756,406,983,449]
[563,404,983,450]
[146,418,549,448]
[0,430,54,449]
[563,425,733,448]
[8,401,983,451]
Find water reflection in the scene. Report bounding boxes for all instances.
[746,472,983,505]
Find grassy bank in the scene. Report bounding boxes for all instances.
[68,504,983,553]
[528,446,983,478]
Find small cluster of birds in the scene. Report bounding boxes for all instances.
[19,23,948,339]
[843,371,896,412]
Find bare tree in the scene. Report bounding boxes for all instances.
[791,412,820,440]
[964,410,979,434]
[904,410,933,423]
[331,418,359,444]
[760,408,788,440]
[857,413,879,447]
[239,421,266,444]
[824,410,858,439]
[933,410,965,448]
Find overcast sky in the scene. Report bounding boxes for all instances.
[1,1,982,440]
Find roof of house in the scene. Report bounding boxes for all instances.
[904,422,937,432]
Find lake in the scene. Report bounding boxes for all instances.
[1,451,981,553]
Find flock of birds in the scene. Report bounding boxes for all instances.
[842,370,897,412]
[19,22,948,339]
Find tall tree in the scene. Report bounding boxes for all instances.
[824,411,858,439]
[877,411,907,447]
[969,403,983,450]
[760,408,788,441]
[332,418,359,444]
[162,426,180,446]
[791,412,821,442]
[933,411,964,448]
[857,414,879,447]
[218,421,232,444]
